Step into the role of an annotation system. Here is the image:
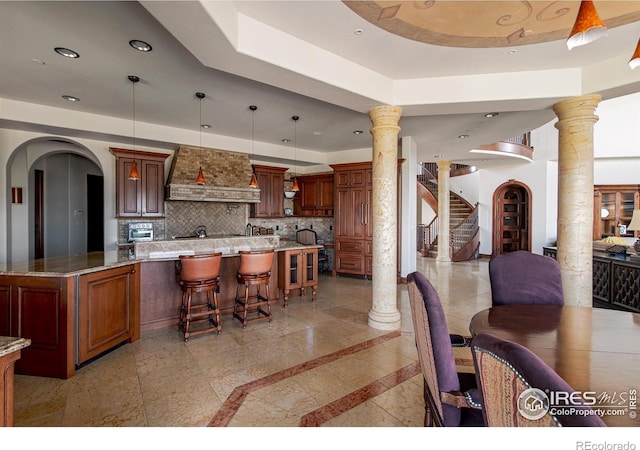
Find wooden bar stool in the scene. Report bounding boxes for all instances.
[176,252,222,341]
[233,250,274,328]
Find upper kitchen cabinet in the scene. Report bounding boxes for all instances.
[250,165,288,218]
[110,148,169,218]
[294,174,334,217]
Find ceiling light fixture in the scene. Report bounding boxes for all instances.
[62,95,80,102]
[127,75,140,181]
[566,0,607,50]
[291,115,300,192]
[353,130,363,135]
[195,92,206,186]
[249,105,259,189]
[54,47,79,58]
[281,139,290,143]
[629,38,640,69]
[201,124,212,129]
[458,134,469,139]
[129,40,152,52]
[484,112,499,118]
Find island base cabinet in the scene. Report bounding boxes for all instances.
[78,264,140,364]
[277,248,318,307]
[0,276,75,379]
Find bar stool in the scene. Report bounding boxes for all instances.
[233,250,274,328]
[176,252,222,341]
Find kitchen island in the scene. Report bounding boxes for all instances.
[0,236,319,378]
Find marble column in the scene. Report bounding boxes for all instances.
[436,160,452,265]
[368,105,402,330]
[552,94,601,307]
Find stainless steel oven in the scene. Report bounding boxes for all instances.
[128,222,154,242]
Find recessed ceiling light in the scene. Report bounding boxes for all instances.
[313,131,322,136]
[508,49,517,55]
[484,112,499,118]
[282,139,291,143]
[31,58,46,65]
[354,28,363,36]
[353,130,364,135]
[54,47,79,58]
[62,95,80,102]
[129,40,152,52]
[201,124,212,129]
[458,134,469,139]
[434,154,443,159]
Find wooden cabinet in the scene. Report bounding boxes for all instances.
[78,264,140,364]
[331,162,373,277]
[593,185,640,240]
[0,275,75,379]
[277,247,318,307]
[250,165,287,218]
[544,247,640,313]
[110,148,169,218]
[294,174,334,217]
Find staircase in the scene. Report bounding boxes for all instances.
[417,164,480,262]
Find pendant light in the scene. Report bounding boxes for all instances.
[566,0,607,50]
[127,75,140,181]
[195,92,206,186]
[291,115,300,192]
[629,38,640,69]
[249,105,259,188]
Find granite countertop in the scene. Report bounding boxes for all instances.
[0,336,31,357]
[0,237,321,276]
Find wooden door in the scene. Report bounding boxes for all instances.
[141,160,164,216]
[493,181,531,256]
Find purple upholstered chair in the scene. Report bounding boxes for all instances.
[471,333,606,427]
[489,251,564,306]
[407,271,484,427]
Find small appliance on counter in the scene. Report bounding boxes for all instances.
[128,222,154,242]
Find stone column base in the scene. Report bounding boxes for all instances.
[368,309,401,330]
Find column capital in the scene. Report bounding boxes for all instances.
[436,159,452,171]
[553,94,601,127]
[369,105,402,130]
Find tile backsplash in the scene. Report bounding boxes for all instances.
[118,202,334,243]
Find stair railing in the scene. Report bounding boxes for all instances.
[417,216,439,255]
[449,203,478,255]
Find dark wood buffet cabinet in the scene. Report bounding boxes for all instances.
[543,247,640,313]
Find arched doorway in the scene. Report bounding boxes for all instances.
[7,138,104,262]
[492,180,532,256]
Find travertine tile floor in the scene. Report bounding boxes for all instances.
[13,256,492,427]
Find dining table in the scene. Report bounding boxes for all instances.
[469,304,640,427]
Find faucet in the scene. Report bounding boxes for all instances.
[246,223,252,236]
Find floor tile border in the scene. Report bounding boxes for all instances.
[208,330,407,427]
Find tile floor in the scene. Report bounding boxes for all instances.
[13,256,493,428]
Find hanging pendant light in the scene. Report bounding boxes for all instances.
[127,75,140,181]
[566,0,607,50]
[249,105,259,188]
[195,92,206,185]
[291,115,300,192]
[629,38,640,69]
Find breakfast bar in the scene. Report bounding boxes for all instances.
[0,235,319,379]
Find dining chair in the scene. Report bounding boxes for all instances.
[489,251,564,306]
[471,333,606,427]
[407,271,484,427]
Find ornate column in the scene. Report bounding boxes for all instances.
[436,160,452,265]
[368,105,402,330]
[552,94,601,307]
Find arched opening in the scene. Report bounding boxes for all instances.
[6,138,104,262]
[492,180,532,256]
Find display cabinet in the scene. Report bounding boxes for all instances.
[593,185,640,239]
[277,247,318,307]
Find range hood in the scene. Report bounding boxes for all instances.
[165,146,260,203]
